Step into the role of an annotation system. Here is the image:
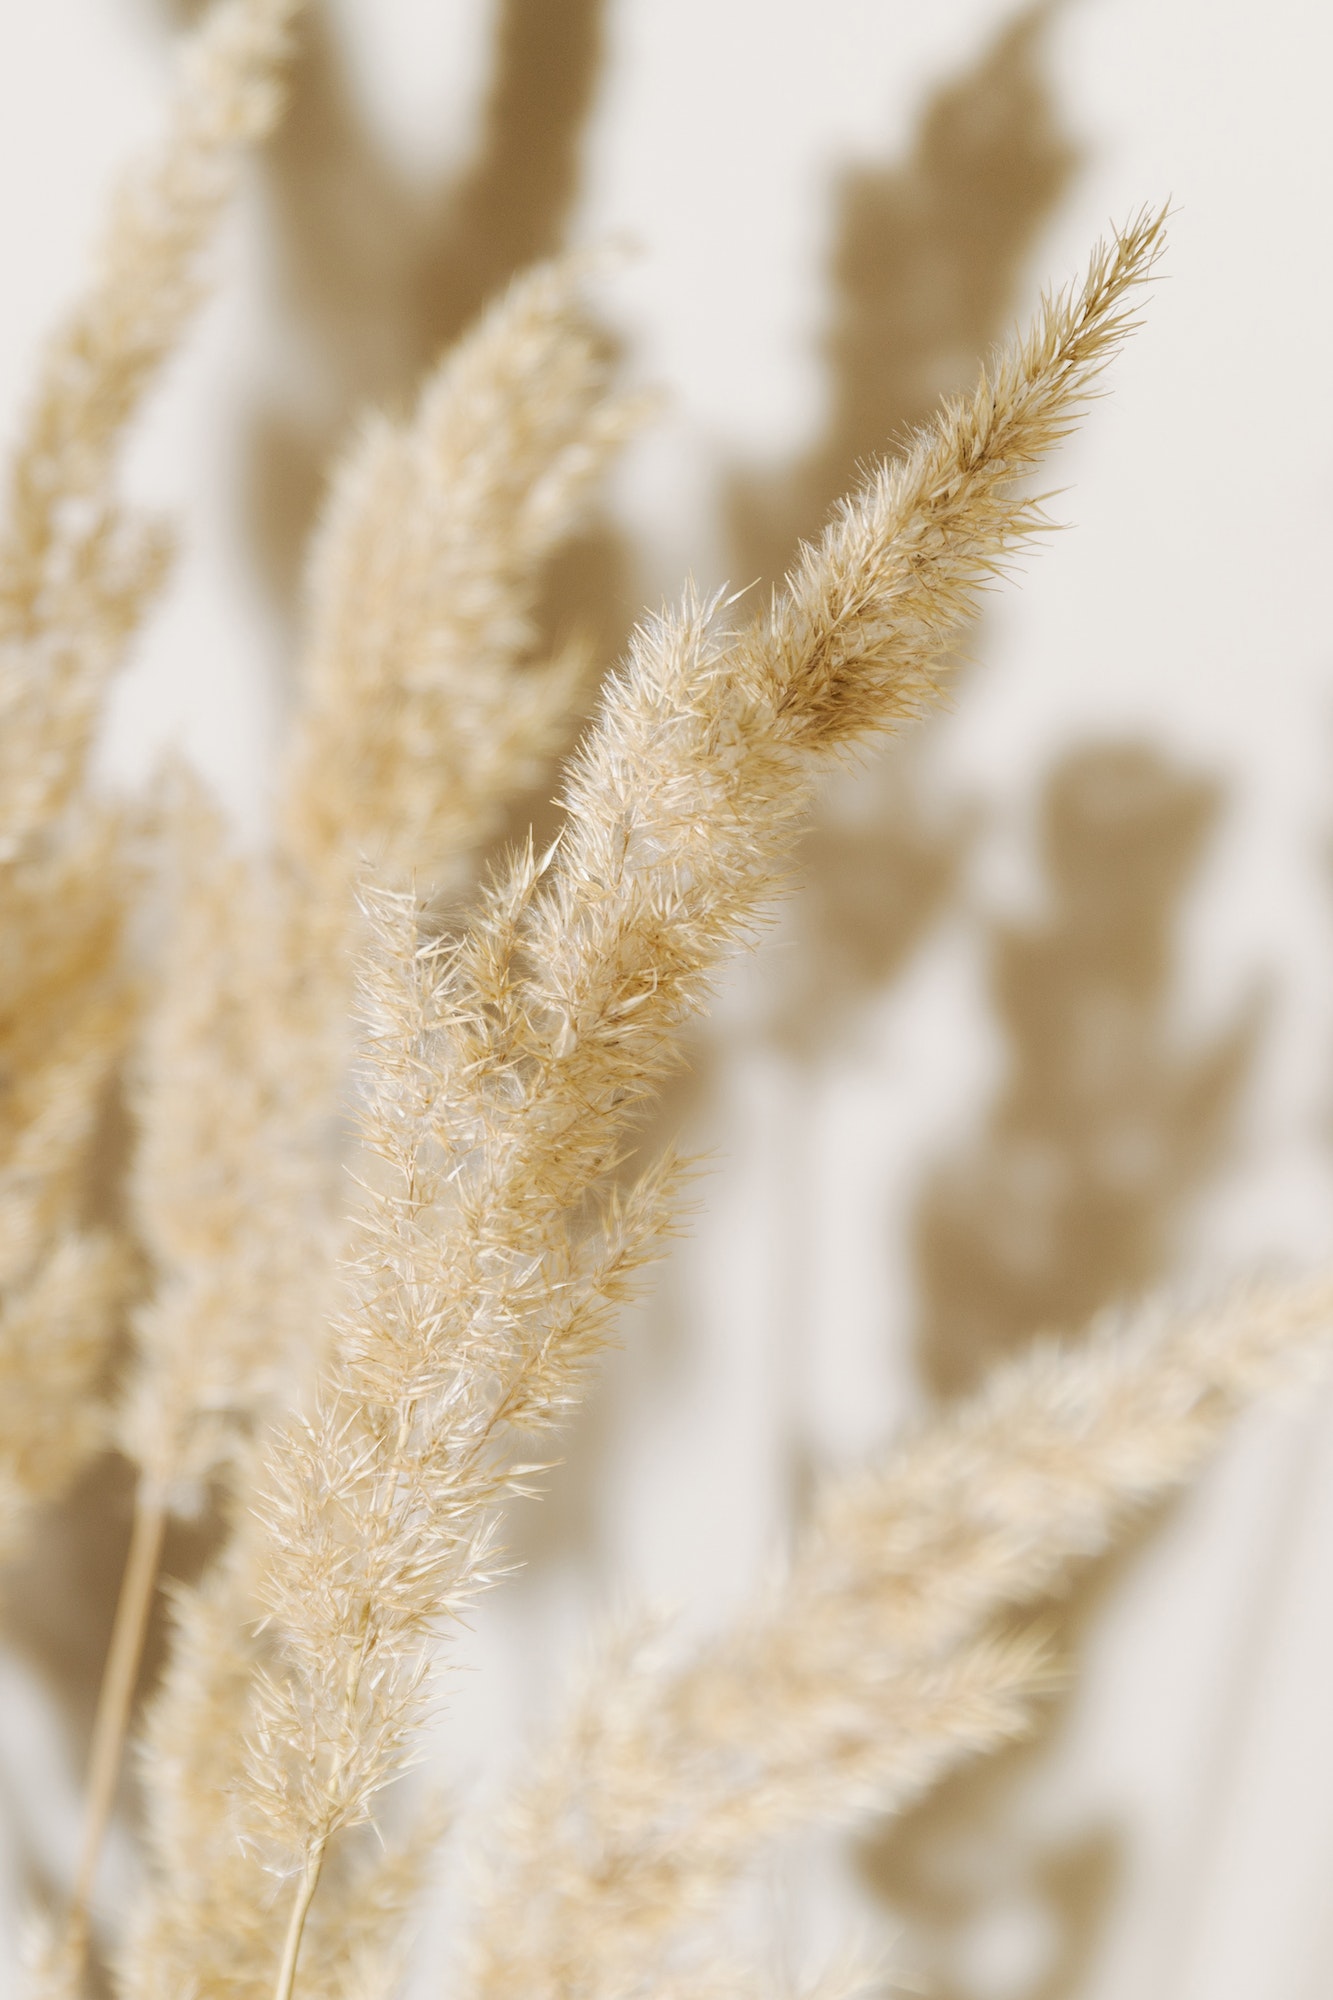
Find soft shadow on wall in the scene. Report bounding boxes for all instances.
[507,0,1084,1576]
[165,0,635,671]
[731,0,1079,1067]
[721,12,1262,1993]
[862,744,1257,2000]
[717,8,1256,1993]
[916,746,1257,1402]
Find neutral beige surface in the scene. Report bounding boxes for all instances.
[0,3,1331,1995]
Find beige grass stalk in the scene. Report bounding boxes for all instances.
[120,1517,441,2000]
[0,0,303,1562]
[120,782,332,1510]
[120,256,637,1508]
[471,1628,1054,2000]
[283,252,640,906]
[0,0,302,848]
[205,211,1169,1999]
[120,257,633,1498]
[0,0,309,1963]
[460,1272,1333,2000]
[0,1232,130,1556]
[120,1528,285,2000]
[117,265,633,1501]
[118,266,641,1999]
[0,891,131,1564]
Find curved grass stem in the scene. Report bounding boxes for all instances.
[272,1840,328,2000]
[65,1483,167,1965]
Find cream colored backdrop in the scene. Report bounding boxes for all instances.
[0,2,1331,1995]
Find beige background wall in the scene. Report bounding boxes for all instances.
[1,2,1332,1994]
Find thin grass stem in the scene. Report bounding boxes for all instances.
[271,1839,327,2000]
[65,1484,167,1964]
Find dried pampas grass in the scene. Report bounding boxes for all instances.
[0,11,1327,2000]
[460,1276,1333,2000]
[0,0,304,1572]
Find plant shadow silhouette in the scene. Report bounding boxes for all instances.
[164,0,636,671]
[860,741,1257,2000]
[918,744,1258,1400]
[513,0,1086,1567]
[721,23,1255,1990]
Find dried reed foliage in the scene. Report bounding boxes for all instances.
[0,0,300,844]
[468,1617,1052,2000]
[2,23,1325,2000]
[0,0,314,1966]
[284,251,638,906]
[119,783,321,1505]
[117,262,645,1994]
[0,0,303,1553]
[123,211,1168,1999]
[460,1276,1333,2000]
[119,254,631,1512]
[92,252,636,2000]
